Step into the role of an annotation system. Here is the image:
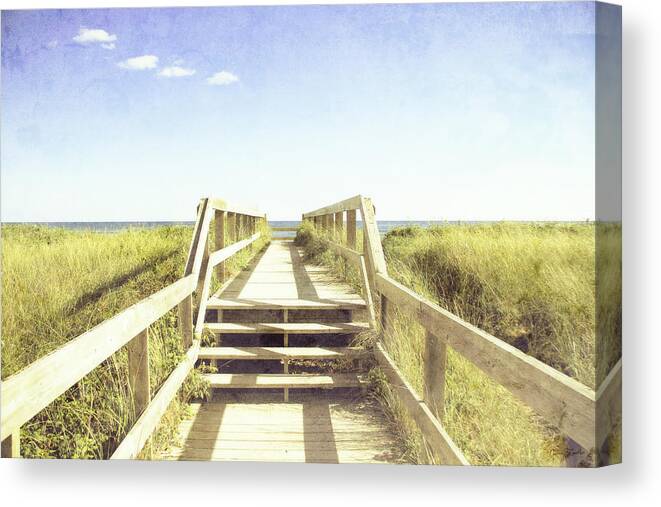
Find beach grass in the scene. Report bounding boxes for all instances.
[295,220,621,466]
[1,220,270,459]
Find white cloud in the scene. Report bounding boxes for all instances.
[207,71,239,86]
[46,40,58,49]
[73,28,117,49]
[158,66,196,78]
[118,55,159,70]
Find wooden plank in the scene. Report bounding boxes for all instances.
[346,209,357,249]
[374,343,469,465]
[375,272,597,450]
[214,209,226,283]
[0,274,196,441]
[359,255,378,330]
[184,198,211,278]
[164,447,397,463]
[127,328,151,416]
[178,294,193,349]
[204,322,370,334]
[207,198,264,218]
[208,233,260,269]
[227,212,236,243]
[111,341,200,460]
[206,297,366,310]
[183,199,207,276]
[359,196,387,275]
[302,195,362,218]
[334,211,344,237]
[1,431,20,458]
[198,346,367,360]
[596,358,622,447]
[424,330,447,421]
[204,373,366,389]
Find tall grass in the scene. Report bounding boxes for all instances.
[296,221,621,466]
[1,220,270,459]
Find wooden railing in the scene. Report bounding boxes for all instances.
[0,197,267,459]
[302,195,622,466]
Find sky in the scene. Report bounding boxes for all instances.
[1,2,606,221]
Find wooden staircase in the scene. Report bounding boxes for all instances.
[197,241,371,401]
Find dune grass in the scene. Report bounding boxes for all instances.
[296,220,621,466]
[1,220,270,459]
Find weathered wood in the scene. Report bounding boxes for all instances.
[208,233,260,269]
[163,400,403,464]
[359,196,387,275]
[204,373,366,389]
[207,198,263,218]
[596,358,622,448]
[1,431,20,458]
[375,272,597,450]
[183,198,207,276]
[334,211,343,237]
[204,322,370,334]
[206,297,366,310]
[198,347,367,360]
[302,195,362,218]
[214,209,226,283]
[235,214,242,241]
[346,209,357,249]
[1,274,196,441]
[178,294,193,349]
[184,198,212,278]
[127,328,151,416]
[381,294,389,334]
[193,224,211,311]
[424,330,447,421]
[111,341,200,460]
[227,212,236,243]
[358,255,378,330]
[374,343,468,465]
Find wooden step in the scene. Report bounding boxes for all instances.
[198,346,368,360]
[203,373,366,389]
[203,322,370,334]
[207,297,366,310]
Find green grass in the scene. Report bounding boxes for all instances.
[1,220,270,459]
[296,221,621,466]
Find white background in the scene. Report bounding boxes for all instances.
[0,0,658,505]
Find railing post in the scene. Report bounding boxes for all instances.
[178,295,193,349]
[215,210,226,283]
[235,214,242,241]
[347,209,357,249]
[380,294,389,334]
[424,330,447,421]
[127,328,151,417]
[1,431,20,458]
[227,212,236,243]
[334,211,343,239]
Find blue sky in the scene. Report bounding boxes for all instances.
[2,2,601,221]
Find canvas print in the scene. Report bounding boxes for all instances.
[0,1,621,466]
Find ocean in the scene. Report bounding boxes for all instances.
[4,220,447,237]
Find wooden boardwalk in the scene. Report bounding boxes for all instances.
[163,395,404,463]
[162,240,404,463]
[2,196,619,466]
